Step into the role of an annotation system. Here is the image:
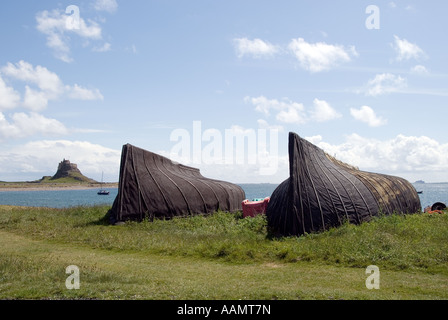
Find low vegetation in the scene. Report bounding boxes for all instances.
[0,180,117,190]
[0,205,447,299]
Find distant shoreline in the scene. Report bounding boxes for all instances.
[0,183,118,192]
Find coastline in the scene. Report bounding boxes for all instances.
[0,183,118,192]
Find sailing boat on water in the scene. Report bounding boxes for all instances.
[97,172,110,195]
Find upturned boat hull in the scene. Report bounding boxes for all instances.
[266,132,421,236]
[109,144,245,224]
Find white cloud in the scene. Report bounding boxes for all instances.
[0,76,21,111]
[393,35,425,62]
[0,112,68,140]
[257,119,284,132]
[23,86,49,111]
[0,61,103,140]
[0,140,121,181]
[36,9,103,62]
[92,42,112,52]
[246,96,341,125]
[410,65,429,75]
[309,98,342,122]
[363,73,407,96]
[276,104,306,124]
[94,0,118,13]
[288,38,357,72]
[232,37,357,73]
[233,38,279,59]
[2,60,63,98]
[304,135,324,146]
[1,60,103,111]
[309,134,448,182]
[350,106,387,127]
[245,96,307,124]
[166,131,448,184]
[66,84,104,100]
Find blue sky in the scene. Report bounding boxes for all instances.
[0,0,447,183]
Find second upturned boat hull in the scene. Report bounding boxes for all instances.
[266,132,421,236]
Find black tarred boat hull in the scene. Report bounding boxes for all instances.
[266,132,421,236]
[109,144,245,224]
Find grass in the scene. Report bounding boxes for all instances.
[38,174,96,184]
[0,205,447,299]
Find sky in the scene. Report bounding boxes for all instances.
[0,0,447,184]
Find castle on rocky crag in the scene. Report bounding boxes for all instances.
[50,158,98,183]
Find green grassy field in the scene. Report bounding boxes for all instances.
[0,205,447,300]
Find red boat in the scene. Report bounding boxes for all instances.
[242,197,270,218]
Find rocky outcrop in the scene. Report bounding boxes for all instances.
[50,159,97,183]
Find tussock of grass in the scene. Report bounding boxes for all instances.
[0,206,447,274]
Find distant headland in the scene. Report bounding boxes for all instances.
[41,158,98,184]
[0,159,117,191]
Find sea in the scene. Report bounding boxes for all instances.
[0,183,446,211]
